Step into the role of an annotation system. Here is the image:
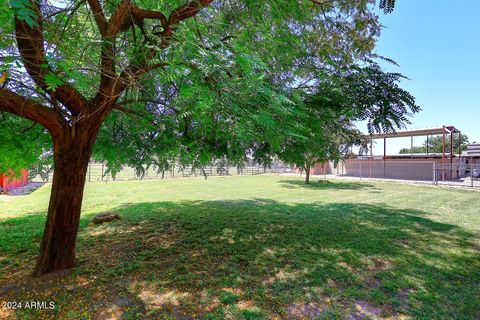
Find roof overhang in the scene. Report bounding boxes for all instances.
[467,144,480,157]
[363,126,460,140]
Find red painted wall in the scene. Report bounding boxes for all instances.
[0,169,28,192]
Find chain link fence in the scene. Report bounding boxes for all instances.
[433,163,480,188]
[28,159,480,189]
[342,159,480,188]
[30,162,293,183]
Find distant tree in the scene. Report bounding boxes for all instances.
[399,146,425,154]
[278,90,362,185]
[399,134,469,154]
[280,64,419,184]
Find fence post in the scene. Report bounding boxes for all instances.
[471,164,474,188]
[101,163,104,181]
[359,161,362,180]
[432,162,436,185]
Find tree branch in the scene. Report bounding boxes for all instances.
[0,88,64,135]
[14,0,90,116]
[114,0,214,95]
[93,0,214,119]
[104,0,168,39]
[165,0,214,35]
[46,0,86,19]
[87,0,107,36]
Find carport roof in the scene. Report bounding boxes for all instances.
[363,126,460,140]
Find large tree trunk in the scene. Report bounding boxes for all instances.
[34,133,96,276]
[305,163,311,185]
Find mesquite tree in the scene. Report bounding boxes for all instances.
[0,0,397,275]
[1,0,226,276]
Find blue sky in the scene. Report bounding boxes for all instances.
[361,0,480,155]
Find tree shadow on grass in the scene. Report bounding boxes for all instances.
[1,200,479,319]
[280,179,381,191]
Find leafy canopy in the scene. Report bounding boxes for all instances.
[0,0,413,174]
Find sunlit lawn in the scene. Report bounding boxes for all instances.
[1,175,479,319]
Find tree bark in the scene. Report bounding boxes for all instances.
[305,163,311,185]
[33,132,96,276]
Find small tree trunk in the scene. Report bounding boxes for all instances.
[305,163,311,185]
[34,136,94,276]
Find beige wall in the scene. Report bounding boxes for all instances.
[345,159,462,181]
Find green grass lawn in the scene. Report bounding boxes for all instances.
[1,175,479,319]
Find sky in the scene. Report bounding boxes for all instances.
[360,0,480,155]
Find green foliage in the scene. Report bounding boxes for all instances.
[44,72,64,91]
[1,0,414,177]
[0,1,15,50]
[380,0,397,14]
[9,0,37,27]
[0,113,51,174]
